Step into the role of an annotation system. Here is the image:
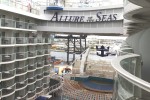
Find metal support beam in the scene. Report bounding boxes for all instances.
[85,37,86,49]
[67,36,69,64]
[80,35,82,54]
[73,38,75,61]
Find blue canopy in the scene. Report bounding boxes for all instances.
[46,6,63,10]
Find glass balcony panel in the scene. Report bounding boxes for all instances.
[28,83,36,91]
[2,84,15,96]
[37,38,43,43]
[16,52,28,59]
[117,75,133,99]
[37,73,43,80]
[36,69,43,75]
[120,57,140,76]
[28,23,37,29]
[44,65,50,72]
[44,49,50,55]
[36,86,43,93]
[44,71,49,76]
[15,94,27,100]
[16,79,28,89]
[43,77,49,84]
[15,88,27,100]
[1,91,15,100]
[28,71,35,79]
[115,74,148,100]
[44,83,49,88]
[28,37,36,43]
[1,78,15,88]
[2,69,15,79]
[45,38,51,44]
[16,37,27,44]
[1,64,14,71]
[1,18,15,27]
[28,64,36,70]
[16,74,27,83]
[28,51,36,57]
[28,76,36,84]
[36,80,43,87]
[1,53,15,62]
[16,66,28,75]
[37,61,44,68]
[37,50,44,55]
[16,21,25,28]
[28,90,36,99]
[1,37,15,45]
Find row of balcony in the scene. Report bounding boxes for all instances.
[0,18,37,30]
[0,81,50,100]
[0,64,51,80]
[0,37,51,45]
[0,50,50,63]
[0,69,50,98]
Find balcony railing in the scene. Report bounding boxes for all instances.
[43,83,49,89]
[16,79,28,89]
[37,61,44,68]
[44,65,50,72]
[37,73,43,80]
[27,71,35,79]
[28,89,36,99]
[0,18,37,29]
[15,89,28,100]
[2,84,15,97]
[36,79,43,87]
[36,69,43,75]
[45,38,51,44]
[16,66,28,75]
[28,64,36,71]
[28,37,36,44]
[36,50,44,55]
[111,45,150,100]
[44,71,49,76]
[43,77,49,84]
[16,73,27,83]
[0,37,15,45]
[1,53,15,62]
[16,37,27,44]
[36,38,45,43]
[28,51,36,57]
[28,76,36,84]
[44,49,50,54]
[16,52,28,59]
[1,78,15,89]
[36,86,43,94]
[44,60,50,65]
[2,69,15,79]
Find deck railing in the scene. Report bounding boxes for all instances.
[111,43,150,100]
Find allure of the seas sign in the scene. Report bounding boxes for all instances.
[50,12,119,23]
